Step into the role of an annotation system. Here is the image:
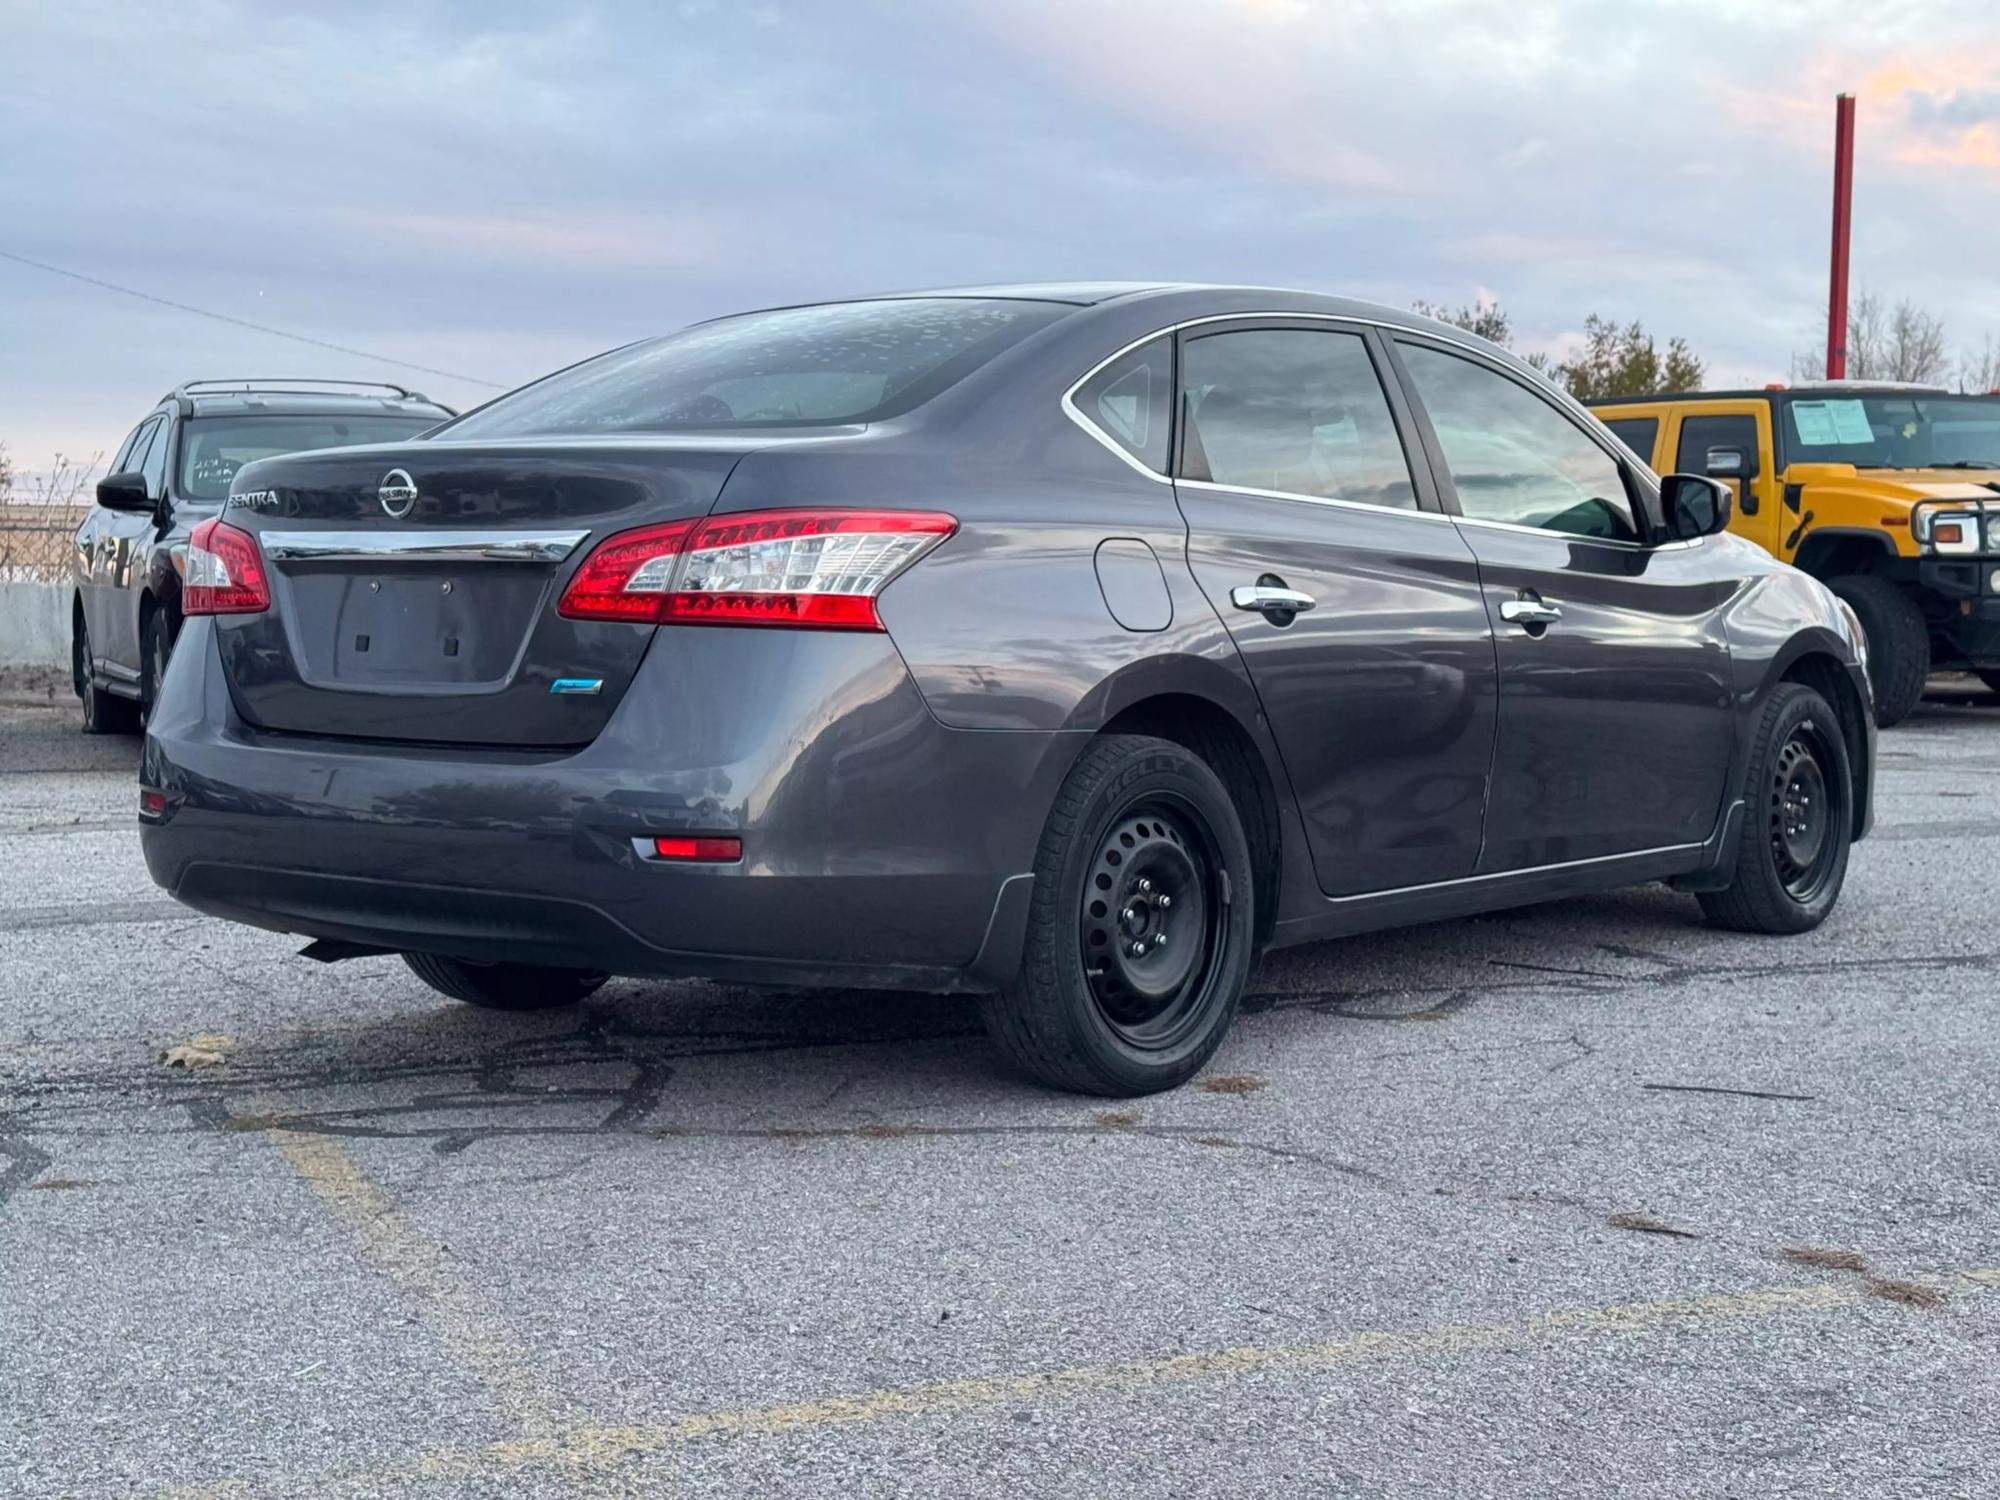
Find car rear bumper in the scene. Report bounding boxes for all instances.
[140,619,1075,991]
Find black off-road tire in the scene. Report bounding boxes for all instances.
[403,953,608,1010]
[1699,683,1853,935]
[980,734,1256,1097]
[1828,574,1927,727]
[75,613,140,736]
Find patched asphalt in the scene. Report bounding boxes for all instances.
[2,689,1995,1497]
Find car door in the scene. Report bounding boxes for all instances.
[81,418,151,669]
[1389,336,1737,871]
[1172,321,1497,896]
[102,415,168,672]
[1668,405,1779,555]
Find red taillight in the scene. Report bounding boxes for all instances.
[650,835,742,862]
[556,520,696,623]
[556,509,956,631]
[184,518,270,615]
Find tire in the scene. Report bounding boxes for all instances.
[402,952,608,1011]
[1699,683,1853,935]
[140,610,170,727]
[980,734,1256,1096]
[1828,574,1927,727]
[75,613,140,736]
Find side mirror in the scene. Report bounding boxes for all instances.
[1703,445,1752,479]
[1661,473,1732,541]
[95,471,154,512]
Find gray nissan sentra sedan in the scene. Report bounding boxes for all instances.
[140,284,1875,1096]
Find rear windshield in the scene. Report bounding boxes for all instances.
[179,415,441,500]
[440,298,1068,438]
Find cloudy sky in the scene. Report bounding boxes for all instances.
[3,0,1998,477]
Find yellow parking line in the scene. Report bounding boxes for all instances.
[160,1155,1999,1500]
[223,1113,659,1499]
[257,1121,566,1439]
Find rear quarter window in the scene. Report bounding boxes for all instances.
[1070,337,1173,473]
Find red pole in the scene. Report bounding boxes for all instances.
[1827,92,1856,379]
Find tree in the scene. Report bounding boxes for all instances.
[1886,299,1950,384]
[1792,288,1952,384]
[1411,298,1515,347]
[0,441,12,502]
[1957,334,2000,394]
[1552,315,1705,400]
[21,452,103,507]
[1412,298,1553,374]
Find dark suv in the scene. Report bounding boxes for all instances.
[140,287,1875,1096]
[72,379,452,732]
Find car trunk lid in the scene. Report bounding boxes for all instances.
[214,441,747,747]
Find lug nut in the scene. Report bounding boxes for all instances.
[1157,894,1172,910]
[1137,878,1153,893]
[1154,932,1167,948]
[1130,942,1147,957]
[1122,907,1137,923]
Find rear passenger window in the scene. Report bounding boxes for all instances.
[1179,329,1417,510]
[1399,342,1638,542]
[1602,417,1659,465]
[1072,337,1172,473]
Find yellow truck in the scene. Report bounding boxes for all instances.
[1590,384,2000,725]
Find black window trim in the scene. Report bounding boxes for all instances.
[1381,331,1686,553]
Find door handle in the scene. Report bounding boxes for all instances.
[1499,598,1563,627]
[1231,584,1317,616]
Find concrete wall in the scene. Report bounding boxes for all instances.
[0,581,71,701]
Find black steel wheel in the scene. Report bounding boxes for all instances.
[982,734,1255,1096]
[1078,798,1227,1051]
[1769,721,1840,904]
[1700,683,1853,934]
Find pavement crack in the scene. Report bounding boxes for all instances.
[1641,1082,1817,1103]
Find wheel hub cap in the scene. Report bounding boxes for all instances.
[1774,740,1827,869]
[1082,811,1208,1028]
[1768,720,1844,903]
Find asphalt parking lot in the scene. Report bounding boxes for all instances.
[2,690,1996,1499]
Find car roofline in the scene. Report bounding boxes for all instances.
[1590,385,1991,406]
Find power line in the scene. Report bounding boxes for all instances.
[0,248,508,389]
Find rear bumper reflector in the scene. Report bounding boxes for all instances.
[138,787,183,822]
[645,835,743,863]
